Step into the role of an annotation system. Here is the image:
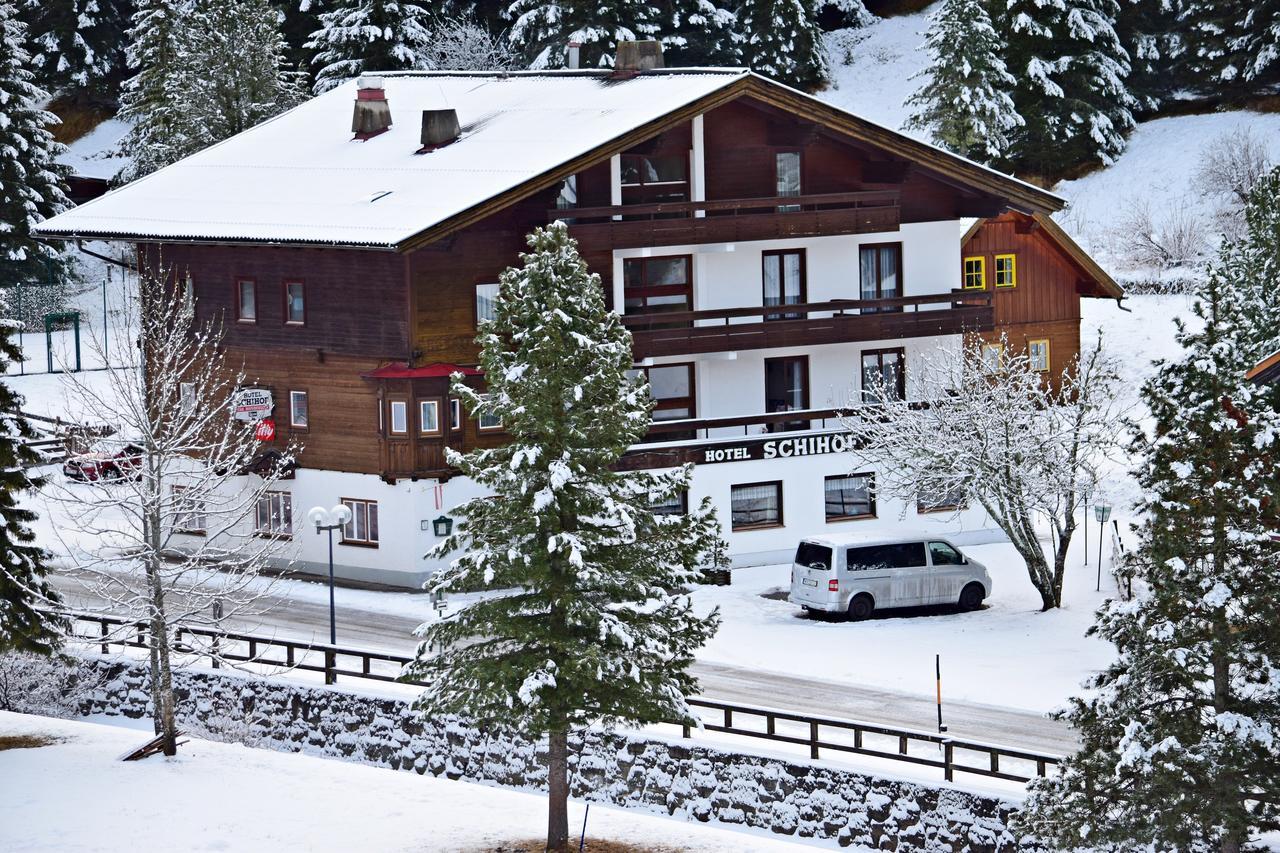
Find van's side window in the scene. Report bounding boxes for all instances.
[846,542,926,571]
[928,541,964,565]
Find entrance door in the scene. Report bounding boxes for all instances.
[764,356,809,432]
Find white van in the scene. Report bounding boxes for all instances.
[788,532,993,620]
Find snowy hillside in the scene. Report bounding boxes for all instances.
[821,10,933,137]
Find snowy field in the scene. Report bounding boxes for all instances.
[0,711,818,852]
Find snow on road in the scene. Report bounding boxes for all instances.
[0,711,817,852]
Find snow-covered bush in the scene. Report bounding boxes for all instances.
[0,652,107,716]
[1115,196,1210,272]
[418,18,519,72]
[1194,126,1273,240]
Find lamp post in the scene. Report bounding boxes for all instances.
[1093,503,1112,591]
[307,504,352,648]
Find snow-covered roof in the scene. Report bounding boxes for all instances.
[37,69,1064,250]
[37,71,749,249]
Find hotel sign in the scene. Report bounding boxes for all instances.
[699,432,857,465]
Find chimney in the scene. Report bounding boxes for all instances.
[566,41,581,70]
[613,41,664,75]
[418,108,461,152]
[352,76,392,140]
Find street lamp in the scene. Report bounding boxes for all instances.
[1093,503,1112,591]
[307,504,352,647]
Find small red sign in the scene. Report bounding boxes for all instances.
[254,418,276,442]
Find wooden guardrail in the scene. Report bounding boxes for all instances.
[60,609,1062,785]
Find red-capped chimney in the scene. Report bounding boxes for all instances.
[352,76,392,140]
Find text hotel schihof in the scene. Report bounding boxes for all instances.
[701,433,856,464]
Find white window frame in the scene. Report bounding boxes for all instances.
[341,498,379,546]
[388,399,408,435]
[419,399,441,436]
[255,491,293,538]
[289,390,308,429]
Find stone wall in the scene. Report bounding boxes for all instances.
[3,654,1038,851]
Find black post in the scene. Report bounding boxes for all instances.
[327,527,336,646]
[1096,519,1105,588]
[1083,505,1089,566]
[936,654,946,733]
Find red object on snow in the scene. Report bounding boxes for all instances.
[360,361,483,380]
[254,418,276,442]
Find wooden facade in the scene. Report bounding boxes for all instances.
[132,84,1112,483]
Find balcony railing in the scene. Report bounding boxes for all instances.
[623,291,993,359]
[647,407,846,440]
[551,190,901,251]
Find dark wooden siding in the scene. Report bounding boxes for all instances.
[140,243,410,359]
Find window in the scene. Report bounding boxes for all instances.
[237,279,256,322]
[388,400,408,435]
[1029,339,1050,372]
[917,482,967,514]
[173,486,205,534]
[731,481,783,530]
[475,283,500,326]
[775,151,801,212]
[763,250,805,320]
[994,254,1017,288]
[847,542,926,571]
[765,356,809,432]
[419,399,441,436]
[478,396,502,431]
[255,491,292,538]
[341,498,379,546]
[619,153,688,205]
[861,348,905,403]
[289,390,308,429]
[928,541,965,566]
[180,381,196,414]
[825,474,875,521]
[182,274,195,311]
[860,244,901,310]
[631,363,694,422]
[650,490,688,516]
[284,281,305,325]
[982,343,1004,370]
[963,257,986,290]
[623,256,691,318]
[449,398,461,431]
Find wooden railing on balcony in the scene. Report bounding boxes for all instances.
[646,406,845,440]
[552,190,901,251]
[623,291,993,358]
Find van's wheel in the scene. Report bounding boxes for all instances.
[846,594,874,622]
[958,583,985,611]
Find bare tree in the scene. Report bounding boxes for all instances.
[47,265,296,755]
[1115,195,1209,271]
[418,18,520,71]
[842,335,1126,610]
[1195,127,1273,240]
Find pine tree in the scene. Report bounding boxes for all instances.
[999,0,1137,177]
[506,0,664,69]
[116,0,190,181]
[904,0,1022,164]
[307,0,433,93]
[118,0,304,181]
[19,0,134,105]
[661,0,739,67]
[0,308,62,657]
[0,1,73,288]
[1114,0,1187,115]
[736,0,828,91]
[1180,0,1280,102]
[405,222,724,852]
[1020,170,1280,853]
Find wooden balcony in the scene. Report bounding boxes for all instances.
[551,191,900,252]
[623,291,993,359]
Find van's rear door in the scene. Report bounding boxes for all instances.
[791,541,835,605]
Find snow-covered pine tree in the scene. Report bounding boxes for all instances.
[307,0,433,93]
[115,0,190,181]
[999,0,1137,177]
[506,0,664,69]
[660,0,739,68]
[19,0,134,104]
[0,303,62,658]
[1113,0,1187,115]
[0,1,73,288]
[736,0,829,91]
[1020,170,1280,853]
[1180,0,1280,101]
[176,0,306,145]
[405,222,724,852]
[903,0,1022,164]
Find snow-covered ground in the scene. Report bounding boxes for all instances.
[0,711,818,852]
[57,118,129,180]
[822,10,932,138]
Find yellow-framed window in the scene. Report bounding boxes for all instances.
[963,256,986,290]
[994,254,1017,288]
[982,342,1003,370]
[1029,338,1050,372]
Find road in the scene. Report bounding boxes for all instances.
[49,571,1079,757]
